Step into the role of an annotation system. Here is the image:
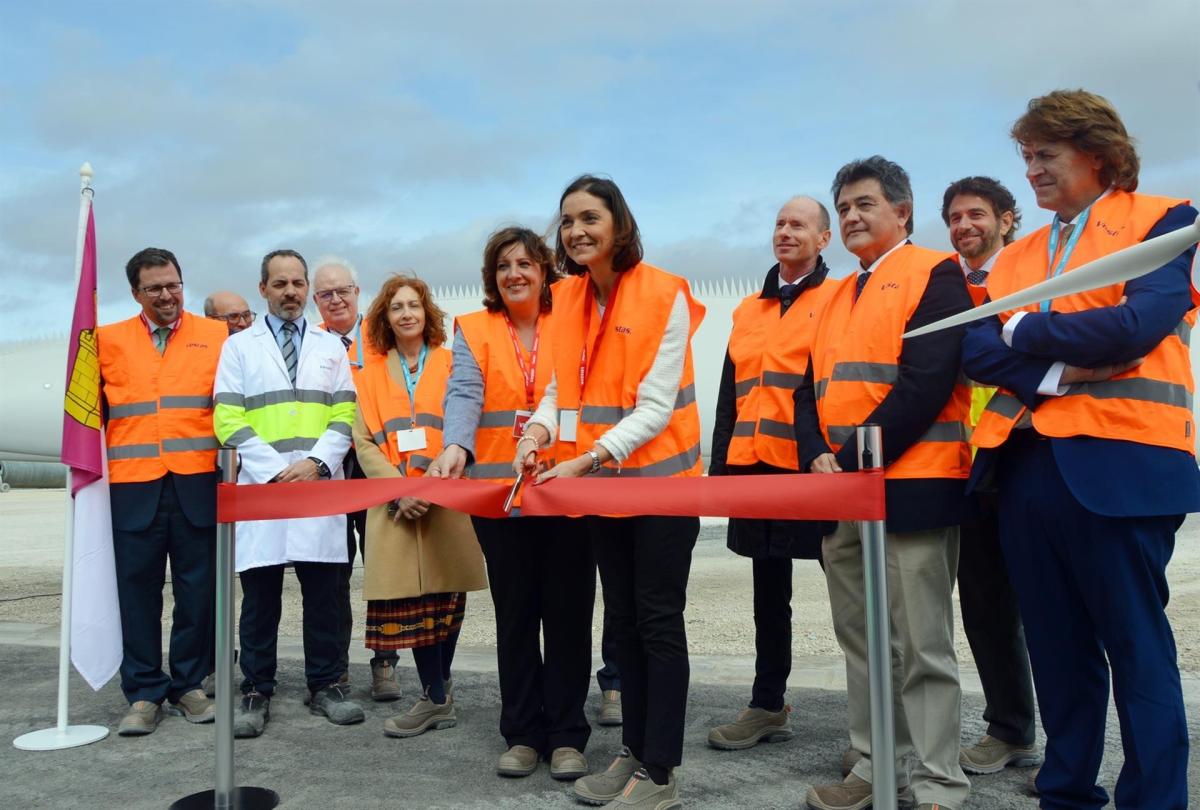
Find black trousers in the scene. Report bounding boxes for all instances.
[336,448,383,673]
[239,561,341,696]
[596,607,621,692]
[473,515,595,753]
[749,557,792,713]
[958,496,1037,746]
[589,515,698,770]
[113,476,214,704]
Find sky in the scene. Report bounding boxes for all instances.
[1,0,1197,342]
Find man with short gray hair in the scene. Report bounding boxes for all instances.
[204,290,255,334]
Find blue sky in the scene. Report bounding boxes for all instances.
[1,0,1197,340]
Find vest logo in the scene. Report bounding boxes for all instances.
[1094,219,1123,237]
[186,342,209,349]
[614,325,632,335]
[880,282,900,291]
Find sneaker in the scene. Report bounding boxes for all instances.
[574,747,642,805]
[310,682,365,725]
[202,672,216,698]
[959,734,1041,775]
[708,705,793,750]
[840,746,864,777]
[598,689,622,726]
[233,691,270,739]
[601,768,680,809]
[497,744,539,777]
[806,773,915,810]
[166,688,215,724]
[383,690,456,738]
[550,746,589,780]
[371,660,401,702]
[117,700,161,736]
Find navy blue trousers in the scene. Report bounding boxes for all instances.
[996,438,1188,809]
[112,476,215,704]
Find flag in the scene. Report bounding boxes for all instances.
[61,203,122,691]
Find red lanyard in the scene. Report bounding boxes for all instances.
[578,276,621,391]
[504,314,540,409]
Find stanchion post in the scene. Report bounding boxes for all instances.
[857,424,896,810]
[172,447,278,810]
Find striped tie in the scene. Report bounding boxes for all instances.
[153,326,170,355]
[280,321,298,387]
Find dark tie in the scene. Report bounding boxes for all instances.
[778,284,799,315]
[280,321,298,387]
[340,335,352,349]
[854,272,870,302]
[965,269,989,286]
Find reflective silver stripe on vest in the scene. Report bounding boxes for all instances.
[382,413,445,434]
[732,421,756,437]
[107,443,160,460]
[396,459,407,476]
[920,421,968,443]
[758,419,794,440]
[373,431,387,445]
[409,454,433,472]
[214,392,245,407]
[109,400,158,418]
[735,378,757,397]
[224,426,257,447]
[761,371,804,390]
[479,410,522,428]
[1064,377,1193,410]
[582,384,698,426]
[328,421,353,437]
[984,393,1023,419]
[674,383,697,409]
[467,462,516,479]
[331,390,357,404]
[815,379,829,400]
[830,361,899,385]
[269,437,319,453]
[162,436,219,452]
[1174,320,1191,346]
[592,443,702,478]
[160,395,213,409]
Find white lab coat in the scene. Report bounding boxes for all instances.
[214,317,354,572]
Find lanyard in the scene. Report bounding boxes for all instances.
[1041,206,1091,313]
[350,317,364,369]
[578,276,622,391]
[399,343,428,428]
[504,314,540,409]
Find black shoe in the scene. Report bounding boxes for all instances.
[309,682,365,725]
[234,691,270,738]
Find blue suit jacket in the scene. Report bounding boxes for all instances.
[964,203,1200,518]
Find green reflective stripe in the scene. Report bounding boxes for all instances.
[827,425,854,446]
[109,400,158,418]
[735,378,757,397]
[674,383,696,409]
[225,426,257,447]
[758,419,794,440]
[732,421,756,437]
[985,393,1023,419]
[107,443,160,460]
[160,395,213,409]
[831,362,899,385]
[373,431,387,445]
[269,437,318,453]
[479,410,521,428]
[815,379,829,399]
[581,405,623,425]
[596,443,702,478]
[331,390,356,405]
[1173,320,1191,346]
[920,421,968,442]
[761,371,804,390]
[214,392,245,406]
[468,462,515,479]
[1064,378,1193,409]
[328,421,352,437]
[162,436,219,452]
[409,454,433,472]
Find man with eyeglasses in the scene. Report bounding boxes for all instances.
[96,247,228,736]
[310,258,397,702]
[204,291,255,334]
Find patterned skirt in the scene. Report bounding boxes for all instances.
[364,592,466,650]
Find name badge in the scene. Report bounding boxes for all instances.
[512,410,534,438]
[396,428,427,452]
[559,409,579,442]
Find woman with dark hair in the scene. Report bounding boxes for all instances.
[426,227,596,782]
[517,175,705,808]
[352,274,486,738]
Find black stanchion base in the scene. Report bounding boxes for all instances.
[170,787,280,809]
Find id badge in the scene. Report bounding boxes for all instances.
[559,409,579,442]
[396,427,428,452]
[511,410,534,438]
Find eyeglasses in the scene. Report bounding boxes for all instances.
[314,286,356,304]
[210,310,256,324]
[138,282,184,296]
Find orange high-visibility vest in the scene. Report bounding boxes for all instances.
[812,244,971,480]
[972,191,1197,453]
[457,309,559,487]
[98,312,227,483]
[726,277,839,469]
[355,346,450,476]
[550,263,706,478]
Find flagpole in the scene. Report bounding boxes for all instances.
[13,163,109,752]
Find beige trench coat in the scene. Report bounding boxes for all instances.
[352,351,487,601]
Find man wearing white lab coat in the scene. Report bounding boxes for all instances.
[213,249,363,737]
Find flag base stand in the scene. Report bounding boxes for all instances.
[13,724,108,751]
[170,786,279,809]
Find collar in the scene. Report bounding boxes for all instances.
[958,247,1003,278]
[265,312,307,337]
[858,239,910,275]
[322,313,360,338]
[1059,187,1113,227]
[759,256,829,300]
[140,312,180,335]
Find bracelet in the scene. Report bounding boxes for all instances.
[586,449,602,474]
[516,434,540,451]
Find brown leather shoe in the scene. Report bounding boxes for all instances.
[840,747,864,777]
[166,689,215,724]
[708,705,793,750]
[959,734,1041,774]
[597,689,622,726]
[549,746,589,780]
[496,744,539,777]
[371,660,401,702]
[117,701,161,736]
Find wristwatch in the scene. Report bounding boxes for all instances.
[307,457,331,479]
[586,449,602,475]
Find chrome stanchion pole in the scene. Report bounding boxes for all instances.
[857,424,896,810]
[173,447,278,809]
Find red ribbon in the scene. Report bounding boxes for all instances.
[217,470,885,523]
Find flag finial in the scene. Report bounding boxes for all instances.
[79,162,93,178]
